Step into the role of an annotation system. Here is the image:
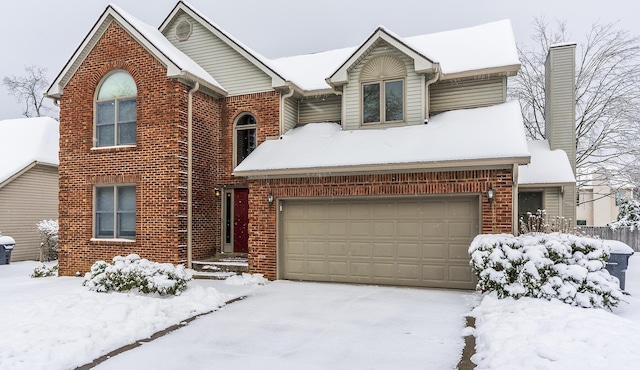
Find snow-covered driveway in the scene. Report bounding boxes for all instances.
[96,281,474,370]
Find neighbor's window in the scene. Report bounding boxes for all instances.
[95,70,137,147]
[234,114,257,165]
[360,55,406,125]
[95,185,136,239]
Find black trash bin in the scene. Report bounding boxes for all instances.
[603,240,634,290]
[0,235,15,265]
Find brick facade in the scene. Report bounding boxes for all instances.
[248,169,513,280]
[58,22,221,275]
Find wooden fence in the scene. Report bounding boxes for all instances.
[579,226,640,252]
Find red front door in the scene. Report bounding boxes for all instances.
[233,188,249,253]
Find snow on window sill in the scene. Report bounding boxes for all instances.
[91,145,136,151]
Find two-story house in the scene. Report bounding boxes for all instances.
[46,1,575,289]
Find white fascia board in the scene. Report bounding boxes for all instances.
[162,2,287,88]
[328,29,435,86]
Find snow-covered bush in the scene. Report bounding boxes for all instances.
[36,219,58,262]
[469,233,624,309]
[609,198,640,231]
[30,264,58,278]
[83,254,192,296]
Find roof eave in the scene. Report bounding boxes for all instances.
[440,64,520,81]
[0,161,58,190]
[233,156,530,179]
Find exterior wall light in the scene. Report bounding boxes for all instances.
[487,187,496,203]
[214,188,221,197]
[267,193,274,204]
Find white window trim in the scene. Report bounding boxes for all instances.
[233,113,258,168]
[361,78,405,125]
[93,184,136,241]
[93,70,137,148]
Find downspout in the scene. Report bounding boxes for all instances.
[187,82,200,270]
[279,84,295,135]
[52,98,60,107]
[512,163,519,235]
[424,63,440,123]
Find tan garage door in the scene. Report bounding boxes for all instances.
[281,196,479,289]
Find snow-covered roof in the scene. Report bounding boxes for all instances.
[234,101,530,177]
[0,117,59,185]
[47,4,226,99]
[109,4,224,92]
[273,19,519,91]
[518,140,575,185]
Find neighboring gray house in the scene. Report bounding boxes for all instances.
[0,117,59,262]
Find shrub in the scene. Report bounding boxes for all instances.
[36,219,58,262]
[469,233,624,309]
[30,264,58,278]
[609,198,640,231]
[83,254,192,296]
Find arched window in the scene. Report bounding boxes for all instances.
[95,70,137,147]
[360,55,406,124]
[234,114,257,166]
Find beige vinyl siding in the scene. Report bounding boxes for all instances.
[298,95,342,124]
[343,40,423,129]
[283,97,298,132]
[429,77,506,114]
[0,165,58,262]
[163,12,273,95]
[545,45,576,223]
[543,187,561,218]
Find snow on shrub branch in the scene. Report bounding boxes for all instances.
[469,233,624,309]
[609,198,640,231]
[83,254,192,296]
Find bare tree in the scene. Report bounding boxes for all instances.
[2,65,52,118]
[510,18,640,195]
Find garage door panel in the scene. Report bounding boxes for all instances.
[373,221,395,237]
[373,263,395,278]
[373,242,395,258]
[422,222,446,238]
[282,196,478,289]
[327,242,349,257]
[422,243,446,259]
[449,243,471,260]
[423,265,446,281]
[397,221,420,238]
[307,241,327,256]
[449,221,475,238]
[397,243,420,259]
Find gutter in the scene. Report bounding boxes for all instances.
[187,81,200,270]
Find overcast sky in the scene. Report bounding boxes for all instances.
[1,0,638,120]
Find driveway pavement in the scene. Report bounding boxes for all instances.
[95,281,474,370]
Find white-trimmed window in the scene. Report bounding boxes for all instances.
[361,55,406,125]
[95,185,136,239]
[95,70,137,147]
[234,114,257,166]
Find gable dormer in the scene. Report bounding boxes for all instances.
[328,32,437,130]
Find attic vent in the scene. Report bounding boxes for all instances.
[360,55,406,81]
[175,20,192,41]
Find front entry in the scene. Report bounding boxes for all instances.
[224,188,249,253]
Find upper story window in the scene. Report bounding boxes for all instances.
[361,55,406,125]
[234,113,257,166]
[95,70,137,147]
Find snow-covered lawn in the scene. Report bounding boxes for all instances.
[471,253,640,369]
[3,254,640,369]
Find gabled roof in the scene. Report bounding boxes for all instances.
[46,4,226,99]
[159,1,287,89]
[518,140,575,186]
[327,26,437,87]
[234,101,530,178]
[0,117,59,187]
